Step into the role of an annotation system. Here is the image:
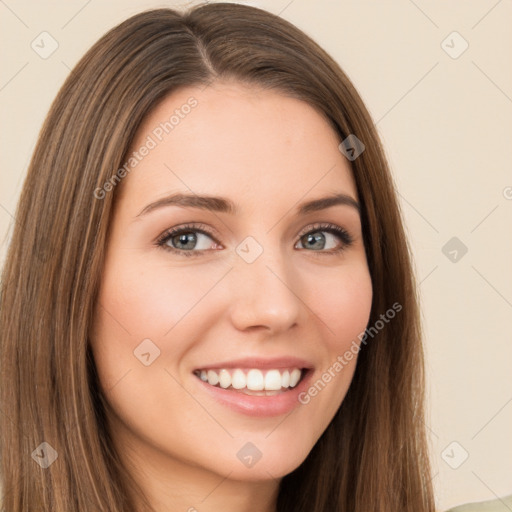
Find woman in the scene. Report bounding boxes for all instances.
[0,3,435,511]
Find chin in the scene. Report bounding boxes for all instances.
[208,431,315,481]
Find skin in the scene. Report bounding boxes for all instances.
[90,81,373,512]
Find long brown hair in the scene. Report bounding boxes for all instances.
[0,3,435,511]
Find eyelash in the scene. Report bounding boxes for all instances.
[155,222,354,258]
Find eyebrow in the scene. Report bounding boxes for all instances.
[136,192,360,218]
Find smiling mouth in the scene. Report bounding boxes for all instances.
[193,367,307,396]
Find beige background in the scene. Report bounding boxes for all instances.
[1,1,511,510]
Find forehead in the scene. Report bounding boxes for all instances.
[120,81,357,214]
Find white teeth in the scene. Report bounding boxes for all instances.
[207,369,219,386]
[196,367,304,391]
[289,368,301,387]
[218,369,231,389]
[231,369,246,389]
[264,370,282,391]
[246,369,264,390]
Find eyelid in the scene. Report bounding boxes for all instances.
[155,222,220,246]
[296,222,352,240]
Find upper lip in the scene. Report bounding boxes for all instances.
[194,356,314,371]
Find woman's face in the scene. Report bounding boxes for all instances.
[91,81,372,485]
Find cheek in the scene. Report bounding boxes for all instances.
[90,257,232,395]
[89,259,219,454]
[314,264,373,350]
[291,263,372,429]
[95,256,229,341]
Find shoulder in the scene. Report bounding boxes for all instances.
[444,495,512,512]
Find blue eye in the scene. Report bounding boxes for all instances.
[155,222,354,257]
[296,223,353,253]
[156,223,219,258]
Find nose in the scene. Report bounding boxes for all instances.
[228,247,302,335]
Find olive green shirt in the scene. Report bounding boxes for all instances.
[445,495,512,512]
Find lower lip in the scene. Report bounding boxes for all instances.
[193,370,313,417]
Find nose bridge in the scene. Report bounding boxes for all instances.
[228,234,302,332]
